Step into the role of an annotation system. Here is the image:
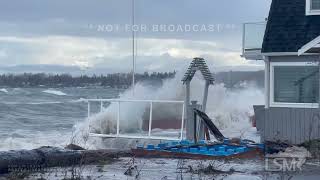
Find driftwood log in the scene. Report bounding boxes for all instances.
[0,146,132,174]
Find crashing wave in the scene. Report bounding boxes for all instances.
[73,72,264,148]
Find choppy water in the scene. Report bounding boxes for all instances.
[0,87,121,150]
[0,73,265,151]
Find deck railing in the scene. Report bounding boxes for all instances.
[85,99,185,141]
[242,22,266,60]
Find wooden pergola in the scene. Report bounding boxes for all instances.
[182,57,214,140]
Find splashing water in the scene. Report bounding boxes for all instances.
[73,72,264,148]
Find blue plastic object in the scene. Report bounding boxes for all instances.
[171,148,179,152]
[223,138,230,144]
[199,147,207,151]
[158,143,167,149]
[190,148,198,153]
[236,147,245,153]
[147,144,155,150]
[180,140,190,145]
[227,149,234,153]
[199,150,207,154]
[181,148,189,153]
[145,139,265,157]
[170,141,179,146]
[218,151,228,156]
[208,149,216,155]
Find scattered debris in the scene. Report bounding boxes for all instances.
[266,146,311,158]
[65,144,86,151]
[299,139,320,158]
[123,157,144,179]
[265,141,292,154]
[186,161,242,175]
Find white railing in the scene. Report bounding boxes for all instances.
[242,21,266,60]
[85,99,185,141]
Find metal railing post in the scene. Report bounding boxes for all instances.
[180,103,185,140]
[87,101,91,118]
[85,99,185,140]
[148,102,153,137]
[100,101,103,112]
[100,100,103,133]
[87,101,91,135]
[117,101,120,136]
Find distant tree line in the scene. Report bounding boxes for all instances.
[0,72,176,88]
[0,70,265,89]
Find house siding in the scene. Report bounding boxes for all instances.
[254,105,320,144]
[254,55,320,144]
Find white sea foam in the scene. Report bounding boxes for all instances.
[74,72,264,148]
[0,130,70,151]
[43,89,67,96]
[0,88,8,93]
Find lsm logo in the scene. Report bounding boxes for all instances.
[265,157,306,171]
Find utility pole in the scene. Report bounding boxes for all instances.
[132,0,135,96]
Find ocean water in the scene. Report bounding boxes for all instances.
[0,87,121,151]
[0,73,264,151]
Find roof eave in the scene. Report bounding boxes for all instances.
[298,35,320,56]
[261,52,320,56]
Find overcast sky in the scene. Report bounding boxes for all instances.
[0,0,271,73]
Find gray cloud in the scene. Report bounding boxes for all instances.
[0,0,271,40]
[0,0,270,23]
[0,0,270,72]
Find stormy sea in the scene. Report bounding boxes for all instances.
[2,75,320,180]
[0,87,122,151]
[0,73,264,151]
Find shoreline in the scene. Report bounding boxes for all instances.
[0,146,319,180]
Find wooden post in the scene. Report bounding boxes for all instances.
[202,81,210,140]
[202,81,209,111]
[185,81,192,140]
[190,100,200,142]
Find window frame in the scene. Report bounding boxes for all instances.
[306,0,320,16]
[270,61,319,108]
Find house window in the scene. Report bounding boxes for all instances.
[270,62,319,108]
[312,0,320,9]
[306,0,320,15]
